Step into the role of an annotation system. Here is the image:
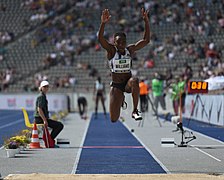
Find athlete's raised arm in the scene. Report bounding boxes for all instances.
[98,9,115,58]
[128,8,150,52]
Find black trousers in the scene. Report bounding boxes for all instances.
[140,95,148,112]
[35,117,64,140]
[78,97,87,116]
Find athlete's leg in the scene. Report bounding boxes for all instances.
[143,95,148,111]
[181,93,186,113]
[140,95,144,112]
[159,95,166,110]
[78,100,83,116]
[125,77,139,112]
[100,96,106,115]
[126,77,142,120]
[121,94,127,110]
[80,102,84,115]
[83,101,87,118]
[173,100,178,115]
[154,96,159,114]
[95,95,99,116]
[109,87,123,122]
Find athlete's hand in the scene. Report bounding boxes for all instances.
[141,8,149,22]
[44,120,48,127]
[101,9,111,24]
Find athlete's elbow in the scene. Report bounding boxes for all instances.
[98,37,103,44]
[145,38,150,44]
[142,38,150,45]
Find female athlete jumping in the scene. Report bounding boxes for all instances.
[98,8,150,122]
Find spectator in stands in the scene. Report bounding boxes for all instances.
[144,59,154,69]
[41,54,56,69]
[183,62,193,81]
[93,77,106,118]
[0,3,6,11]
[77,96,88,120]
[205,42,219,68]
[218,15,224,28]
[194,44,205,59]
[1,67,13,91]
[98,8,150,122]
[68,74,76,88]
[164,68,173,87]
[89,67,98,78]
[0,31,13,44]
[34,80,64,147]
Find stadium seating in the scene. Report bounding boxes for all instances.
[1,0,223,93]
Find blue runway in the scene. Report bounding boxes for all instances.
[0,110,33,146]
[160,114,224,142]
[76,113,166,174]
[184,118,224,142]
[1,110,224,174]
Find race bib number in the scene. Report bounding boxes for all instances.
[113,58,131,73]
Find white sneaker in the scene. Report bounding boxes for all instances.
[132,110,142,121]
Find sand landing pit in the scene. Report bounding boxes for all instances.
[4,173,224,180]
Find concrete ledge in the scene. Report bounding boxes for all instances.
[4,173,224,180]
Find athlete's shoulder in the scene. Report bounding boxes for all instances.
[126,45,135,55]
[107,45,117,60]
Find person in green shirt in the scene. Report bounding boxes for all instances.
[170,75,187,115]
[151,72,166,115]
[34,81,64,146]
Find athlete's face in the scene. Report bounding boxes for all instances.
[114,36,126,51]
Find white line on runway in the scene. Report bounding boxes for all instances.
[0,119,24,149]
[180,125,224,162]
[71,116,91,174]
[122,122,171,174]
[0,119,23,130]
[190,145,224,148]
[189,145,221,162]
[1,113,23,120]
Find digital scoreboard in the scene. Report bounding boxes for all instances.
[188,81,208,94]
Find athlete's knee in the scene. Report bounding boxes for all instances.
[57,122,64,131]
[110,114,119,123]
[130,77,139,83]
[130,77,139,87]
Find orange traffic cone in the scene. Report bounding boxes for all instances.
[29,122,41,149]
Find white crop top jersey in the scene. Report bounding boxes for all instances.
[109,48,132,73]
[95,81,104,90]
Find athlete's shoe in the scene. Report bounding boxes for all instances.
[132,109,142,121]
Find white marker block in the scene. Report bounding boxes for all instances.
[161,138,175,147]
[56,138,70,148]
